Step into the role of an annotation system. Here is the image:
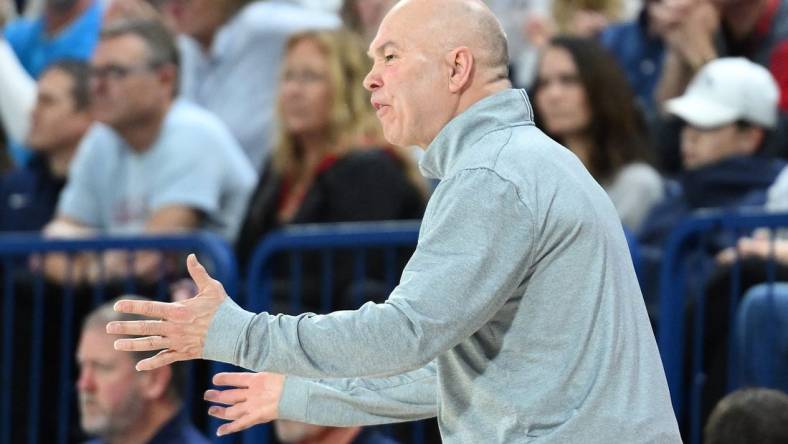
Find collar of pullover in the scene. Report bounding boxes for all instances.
[419,88,534,180]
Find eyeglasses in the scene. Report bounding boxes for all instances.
[282,69,327,85]
[89,63,159,82]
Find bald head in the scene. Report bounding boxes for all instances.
[364,0,512,148]
[387,0,509,77]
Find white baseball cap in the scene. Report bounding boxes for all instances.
[666,57,779,129]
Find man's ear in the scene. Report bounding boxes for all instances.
[736,126,765,156]
[158,64,178,97]
[139,364,172,401]
[446,47,474,93]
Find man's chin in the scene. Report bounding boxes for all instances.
[81,418,110,437]
[382,130,407,148]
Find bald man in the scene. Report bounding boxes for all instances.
[107,1,681,442]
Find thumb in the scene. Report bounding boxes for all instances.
[186,254,214,292]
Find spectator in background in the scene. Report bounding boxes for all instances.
[0,59,91,232]
[45,19,255,282]
[236,29,426,312]
[168,0,338,170]
[274,419,399,444]
[77,296,208,444]
[638,58,784,354]
[0,0,102,165]
[654,0,788,163]
[2,0,100,77]
[533,35,662,231]
[704,388,788,444]
[640,58,784,247]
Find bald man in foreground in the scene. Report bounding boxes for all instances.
[107,0,681,441]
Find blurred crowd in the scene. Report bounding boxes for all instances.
[1,0,788,443]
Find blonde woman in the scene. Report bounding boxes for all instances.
[236,29,426,311]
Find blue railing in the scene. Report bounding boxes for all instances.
[242,221,424,444]
[657,210,788,444]
[0,232,238,444]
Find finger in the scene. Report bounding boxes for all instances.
[113,336,170,352]
[187,254,215,291]
[212,372,253,388]
[114,299,175,319]
[207,403,245,421]
[135,349,185,371]
[106,320,168,336]
[217,414,264,436]
[204,388,246,405]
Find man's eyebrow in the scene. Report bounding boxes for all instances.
[367,41,400,59]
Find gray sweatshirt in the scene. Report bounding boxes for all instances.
[203,89,681,443]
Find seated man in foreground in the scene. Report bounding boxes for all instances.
[78,296,208,443]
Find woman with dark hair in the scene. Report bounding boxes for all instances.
[534,35,663,230]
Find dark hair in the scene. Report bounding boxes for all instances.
[704,388,788,444]
[42,59,92,111]
[82,296,187,403]
[533,35,651,182]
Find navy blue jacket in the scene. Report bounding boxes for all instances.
[84,412,209,444]
[639,156,786,247]
[0,156,64,232]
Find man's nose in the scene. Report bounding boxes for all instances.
[76,368,94,392]
[363,67,381,92]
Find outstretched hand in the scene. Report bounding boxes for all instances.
[107,254,228,370]
[205,372,286,436]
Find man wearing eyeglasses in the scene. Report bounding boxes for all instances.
[43,19,256,283]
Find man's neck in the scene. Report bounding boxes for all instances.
[46,143,79,179]
[107,401,180,444]
[117,102,172,153]
[418,77,512,149]
[195,6,238,52]
[297,132,335,174]
[195,32,217,53]
[722,0,769,40]
[44,0,91,35]
[299,426,362,444]
[455,78,512,120]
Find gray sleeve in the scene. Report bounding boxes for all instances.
[277,362,437,426]
[203,168,534,378]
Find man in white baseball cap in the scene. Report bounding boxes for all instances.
[666,57,779,170]
[639,57,785,271]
